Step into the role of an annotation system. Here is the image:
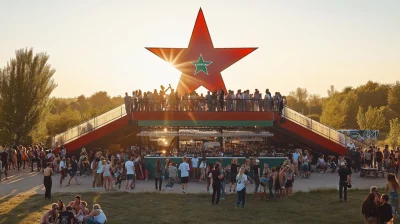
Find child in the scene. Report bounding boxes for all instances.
[114,165,122,190]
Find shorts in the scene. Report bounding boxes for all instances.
[181,177,189,183]
[285,180,293,188]
[127,174,134,180]
[69,171,76,177]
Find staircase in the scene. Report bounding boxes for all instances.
[279,107,364,154]
[52,104,128,147]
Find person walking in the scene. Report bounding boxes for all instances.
[338,162,350,202]
[125,155,135,193]
[235,166,248,209]
[43,162,54,199]
[179,157,190,193]
[163,162,177,191]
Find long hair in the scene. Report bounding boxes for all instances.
[238,167,245,180]
[156,159,161,172]
[388,173,399,190]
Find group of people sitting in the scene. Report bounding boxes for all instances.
[124,85,286,113]
[41,195,107,224]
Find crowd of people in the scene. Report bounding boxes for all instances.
[3,142,400,223]
[40,195,107,224]
[123,85,286,114]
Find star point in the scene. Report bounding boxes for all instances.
[146,8,257,94]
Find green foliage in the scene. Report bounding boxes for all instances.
[46,107,82,136]
[356,106,385,130]
[386,118,400,148]
[320,94,348,129]
[388,81,400,113]
[307,114,320,122]
[0,48,57,145]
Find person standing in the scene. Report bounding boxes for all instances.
[43,162,53,199]
[67,156,79,186]
[385,173,399,216]
[338,162,350,202]
[154,159,163,191]
[125,155,135,192]
[59,157,66,187]
[179,157,190,193]
[191,155,199,180]
[235,167,248,209]
[210,163,223,204]
[253,159,260,192]
[0,149,8,181]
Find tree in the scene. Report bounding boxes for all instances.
[307,94,323,115]
[327,85,337,98]
[357,106,385,130]
[288,87,309,114]
[0,48,57,144]
[388,81,400,113]
[320,95,347,129]
[386,118,400,148]
[356,106,366,129]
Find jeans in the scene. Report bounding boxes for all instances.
[166,177,175,188]
[221,181,225,198]
[236,188,246,208]
[212,182,221,204]
[339,181,348,201]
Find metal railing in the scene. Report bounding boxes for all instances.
[52,104,127,147]
[282,107,355,147]
[52,98,278,147]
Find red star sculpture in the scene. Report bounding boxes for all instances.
[146,8,257,94]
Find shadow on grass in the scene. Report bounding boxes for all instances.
[0,189,382,224]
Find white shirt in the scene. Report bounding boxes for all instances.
[125,160,135,175]
[93,209,107,223]
[199,161,206,169]
[59,161,65,170]
[47,153,53,159]
[236,174,248,191]
[191,158,199,168]
[97,161,103,174]
[179,162,190,177]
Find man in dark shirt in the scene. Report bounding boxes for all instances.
[338,162,350,202]
[376,148,383,171]
[211,164,223,205]
[219,88,225,111]
[379,194,393,223]
[67,157,79,186]
[58,206,75,224]
[1,150,8,170]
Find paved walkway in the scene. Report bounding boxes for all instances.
[0,168,387,197]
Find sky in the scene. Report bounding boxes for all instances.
[0,0,399,98]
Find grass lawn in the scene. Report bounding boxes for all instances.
[0,189,395,224]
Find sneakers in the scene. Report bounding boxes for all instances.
[92,188,97,190]
[183,190,186,194]
[220,197,225,200]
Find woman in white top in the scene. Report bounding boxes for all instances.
[85,204,107,224]
[235,166,248,209]
[102,160,111,191]
[199,159,207,182]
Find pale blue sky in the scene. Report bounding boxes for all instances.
[0,0,399,98]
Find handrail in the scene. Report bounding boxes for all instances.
[282,107,365,148]
[52,104,127,147]
[52,98,279,147]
